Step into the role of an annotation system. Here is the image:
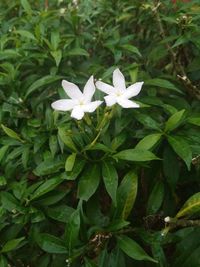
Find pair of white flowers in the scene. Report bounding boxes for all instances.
[51,68,144,120]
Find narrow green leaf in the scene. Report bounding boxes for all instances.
[116,171,138,219]
[147,181,164,214]
[65,209,80,251]
[1,237,25,252]
[33,158,64,176]
[114,149,159,162]
[15,30,36,41]
[66,159,85,180]
[58,127,77,152]
[25,75,62,98]
[136,133,162,150]
[0,145,9,163]
[145,78,183,94]
[165,109,185,132]
[78,165,100,201]
[1,192,23,212]
[37,233,67,254]
[1,124,24,142]
[0,176,7,186]
[67,48,89,57]
[176,192,200,218]
[167,136,192,170]
[30,177,63,200]
[121,44,142,57]
[47,205,74,223]
[0,255,8,267]
[187,116,200,126]
[117,235,157,263]
[49,135,58,158]
[65,153,76,172]
[163,146,180,188]
[20,0,32,15]
[50,50,62,67]
[102,162,118,206]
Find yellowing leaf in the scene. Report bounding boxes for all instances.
[176,192,200,218]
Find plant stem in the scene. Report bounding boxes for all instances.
[153,1,200,100]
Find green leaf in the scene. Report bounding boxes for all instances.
[163,146,180,188]
[67,48,89,57]
[66,159,85,180]
[0,50,21,60]
[65,153,76,172]
[0,176,7,186]
[134,113,161,130]
[47,205,74,223]
[58,127,77,152]
[0,255,8,267]
[1,192,23,212]
[1,237,25,252]
[65,209,80,251]
[25,75,62,98]
[145,78,183,94]
[49,135,58,158]
[21,145,30,168]
[121,44,142,57]
[187,116,200,126]
[176,192,200,218]
[147,181,164,214]
[116,171,138,219]
[78,165,100,201]
[33,158,64,176]
[136,133,162,150]
[20,0,32,15]
[51,31,60,50]
[30,176,63,200]
[1,124,24,142]
[36,233,67,254]
[102,162,118,206]
[167,136,192,170]
[50,50,62,67]
[15,30,36,41]
[117,235,157,263]
[0,145,9,163]
[165,109,185,132]
[114,149,159,162]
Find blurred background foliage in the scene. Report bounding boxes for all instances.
[0,0,200,266]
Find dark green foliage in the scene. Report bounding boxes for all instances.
[0,0,200,266]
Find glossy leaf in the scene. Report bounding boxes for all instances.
[102,162,118,206]
[78,165,100,201]
[36,233,67,254]
[136,133,162,150]
[167,136,192,170]
[114,149,159,161]
[117,235,157,262]
[165,109,185,132]
[176,192,200,218]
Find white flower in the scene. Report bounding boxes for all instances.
[51,76,102,120]
[96,68,143,108]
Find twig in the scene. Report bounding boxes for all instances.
[153,1,200,100]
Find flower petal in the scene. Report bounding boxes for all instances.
[83,101,103,112]
[83,76,95,102]
[71,106,85,120]
[113,68,126,92]
[104,95,117,107]
[124,82,144,98]
[62,80,83,100]
[51,99,75,111]
[96,81,114,95]
[117,98,140,108]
